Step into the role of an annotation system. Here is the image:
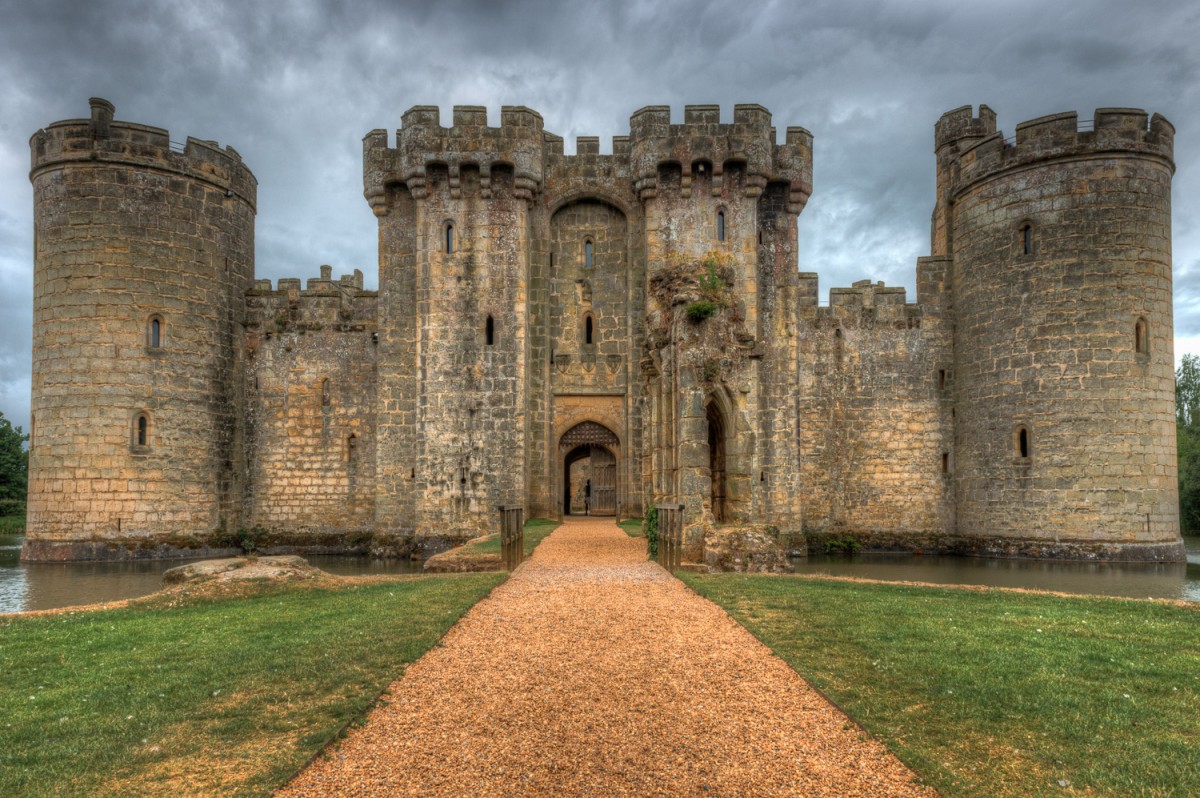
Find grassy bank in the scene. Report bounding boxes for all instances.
[459,517,560,558]
[681,574,1200,798]
[0,514,25,534]
[0,574,503,797]
[618,518,644,537]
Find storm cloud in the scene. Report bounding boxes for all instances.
[2,0,1199,428]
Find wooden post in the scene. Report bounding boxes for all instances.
[499,505,525,571]
[655,503,684,573]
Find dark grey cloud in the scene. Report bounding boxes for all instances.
[2,0,1199,428]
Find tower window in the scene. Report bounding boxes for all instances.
[717,210,725,242]
[147,316,163,349]
[133,413,150,449]
[445,222,455,254]
[1016,426,1030,459]
[1135,317,1149,354]
[485,315,495,346]
[938,369,947,390]
[347,433,358,463]
[321,378,330,407]
[584,314,594,345]
[942,452,950,473]
[584,239,594,269]
[1021,223,1033,255]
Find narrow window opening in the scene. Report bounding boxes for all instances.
[1135,317,1149,354]
[942,452,950,473]
[549,251,554,268]
[1021,223,1033,255]
[445,223,455,254]
[585,315,594,345]
[758,228,763,245]
[410,468,415,479]
[717,210,725,242]
[134,414,149,448]
[938,369,946,390]
[149,317,162,348]
[584,239,594,269]
[321,378,330,407]
[1017,427,1030,459]
[485,315,495,346]
[347,434,358,463]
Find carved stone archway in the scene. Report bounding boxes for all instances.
[559,422,620,516]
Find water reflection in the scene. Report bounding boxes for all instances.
[791,537,1200,602]
[0,533,421,614]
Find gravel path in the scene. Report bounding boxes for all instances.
[277,517,937,797]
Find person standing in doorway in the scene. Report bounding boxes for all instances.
[584,478,591,516]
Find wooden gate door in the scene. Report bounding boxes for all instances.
[590,445,616,515]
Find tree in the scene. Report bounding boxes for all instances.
[1177,354,1200,535]
[0,411,28,510]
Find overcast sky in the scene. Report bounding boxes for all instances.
[1,0,1199,430]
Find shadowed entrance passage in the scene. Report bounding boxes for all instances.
[279,518,935,797]
[559,421,619,516]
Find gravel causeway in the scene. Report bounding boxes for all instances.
[277,517,937,797]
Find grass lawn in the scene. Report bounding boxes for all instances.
[0,574,503,797]
[681,573,1200,798]
[618,518,644,537]
[459,517,560,558]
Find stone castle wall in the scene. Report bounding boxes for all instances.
[21,99,1184,564]
[243,269,378,545]
[795,277,954,546]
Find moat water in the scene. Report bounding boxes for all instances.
[1,531,1198,613]
[0,533,422,614]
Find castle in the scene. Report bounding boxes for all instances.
[21,98,1185,565]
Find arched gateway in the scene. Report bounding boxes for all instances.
[560,421,619,516]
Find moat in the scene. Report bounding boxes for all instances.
[2,531,1198,613]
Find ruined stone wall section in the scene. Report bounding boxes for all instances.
[25,99,256,560]
[949,108,1179,558]
[242,270,377,541]
[633,105,813,531]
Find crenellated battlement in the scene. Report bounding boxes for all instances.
[363,104,545,214]
[948,107,1174,191]
[627,104,812,213]
[246,265,378,332]
[30,98,257,208]
[934,105,997,151]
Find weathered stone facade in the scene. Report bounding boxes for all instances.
[22,98,1185,564]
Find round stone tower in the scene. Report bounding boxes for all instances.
[944,106,1181,560]
[24,98,257,560]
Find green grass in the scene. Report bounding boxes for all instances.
[618,518,644,537]
[0,514,25,534]
[0,574,503,797]
[460,517,559,558]
[681,574,1200,798]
